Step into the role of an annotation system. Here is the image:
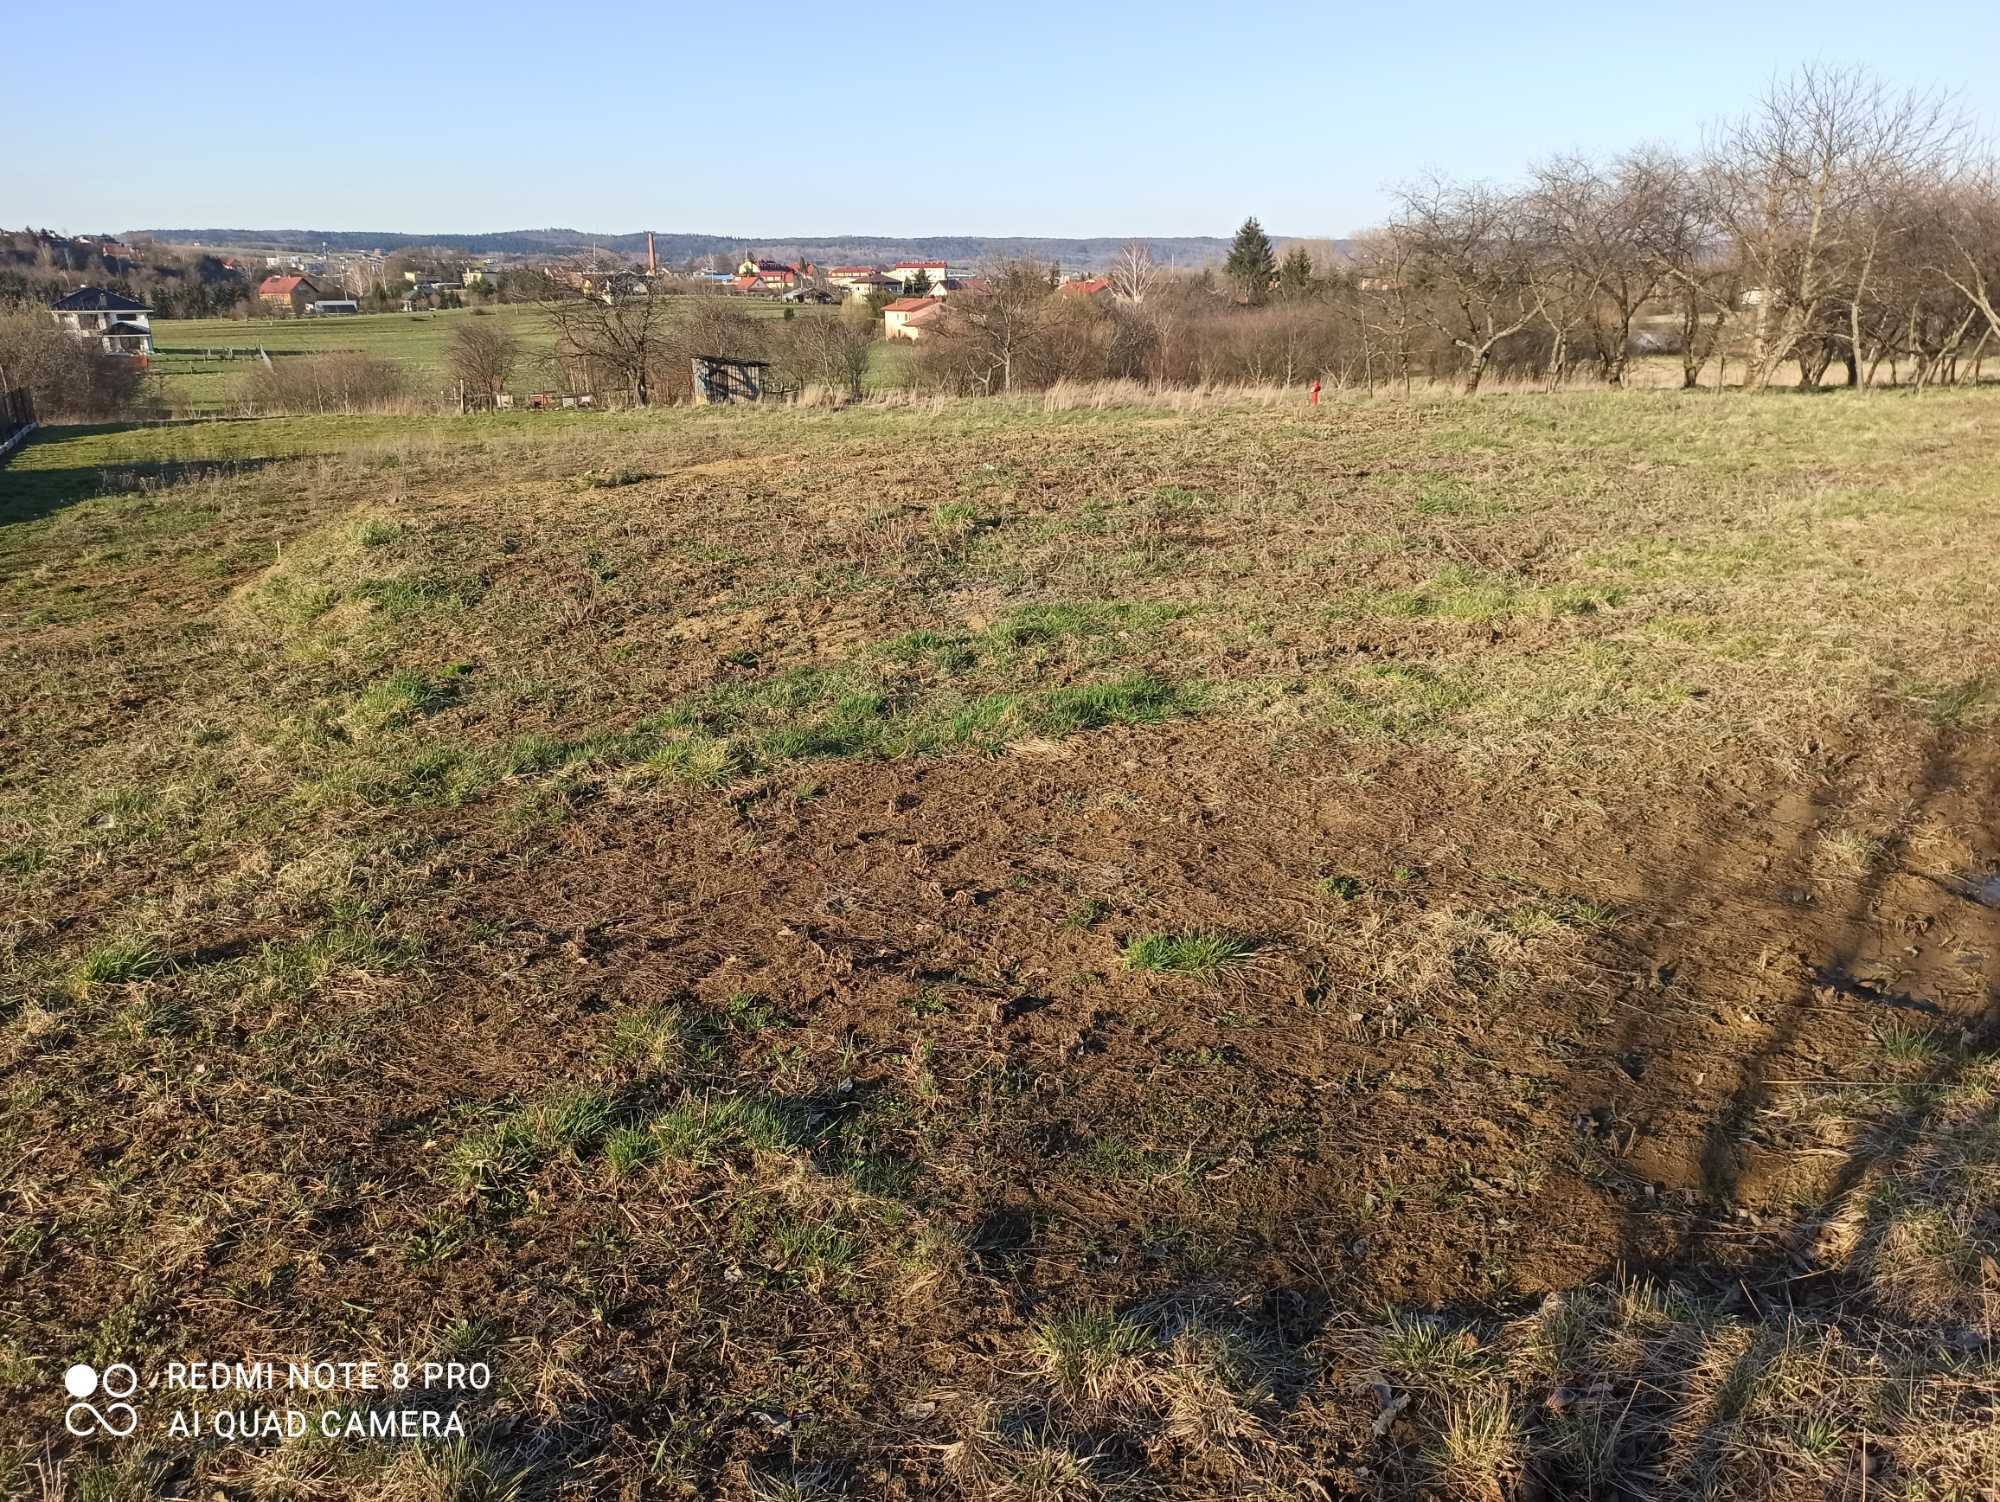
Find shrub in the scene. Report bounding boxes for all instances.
[240,352,415,414]
[0,309,150,418]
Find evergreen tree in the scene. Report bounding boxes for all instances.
[1278,245,1314,298]
[903,268,932,297]
[1224,216,1277,303]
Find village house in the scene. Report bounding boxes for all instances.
[883,296,943,341]
[585,271,647,302]
[842,272,902,302]
[890,260,950,288]
[259,274,326,316]
[50,287,153,355]
[1058,276,1112,299]
[733,259,805,294]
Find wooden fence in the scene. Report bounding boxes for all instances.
[0,387,36,461]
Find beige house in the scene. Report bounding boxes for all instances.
[883,296,944,341]
[842,271,901,302]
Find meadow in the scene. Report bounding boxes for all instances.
[147,300,814,413]
[2,389,1997,1500]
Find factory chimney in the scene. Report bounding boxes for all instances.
[647,231,657,274]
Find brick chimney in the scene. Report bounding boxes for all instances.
[647,231,657,273]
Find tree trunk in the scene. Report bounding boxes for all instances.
[1604,309,1633,385]
[1462,346,1490,395]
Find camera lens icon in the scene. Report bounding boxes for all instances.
[64,1362,139,1437]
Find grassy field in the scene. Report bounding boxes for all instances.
[147,306,557,412]
[2,390,1997,1500]
[148,300,824,413]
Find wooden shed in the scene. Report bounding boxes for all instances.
[691,355,773,404]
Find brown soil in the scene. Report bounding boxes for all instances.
[25,714,1992,1493]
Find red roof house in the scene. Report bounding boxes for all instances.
[258,274,324,314]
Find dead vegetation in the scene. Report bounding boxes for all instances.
[1,392,1997,1499]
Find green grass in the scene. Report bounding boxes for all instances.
[0,407,613,520]
[1122,931,1256,978]
[650,1094,800,1166]
[445,1088,618,1200]
[1029,1307,1156,1399]
[146,299,860,413]
[70,937,167,989]
[148,305,557,411]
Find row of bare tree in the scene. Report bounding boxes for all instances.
[448,64,2000,407]
[911,65,2000,395]
[1376,66,1999,392]
[536,293,876,407]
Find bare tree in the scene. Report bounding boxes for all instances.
[541,283,676,406]
[1108,241,1163,306]
[446,319,521,402]
[1706,65,1966,387]
[777,306,874,400]
[1929,166,2000,351]
[1527,151,1688,384]
[928,262,1059,394]
[1350,228,1417,395]
[1626,149,1737,388]
[1522,160,1609,387]
[1392,178,1548,393]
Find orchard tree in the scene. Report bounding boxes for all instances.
[447,319,521,400]
[1390,177,1548,393]
[541,282,675,405]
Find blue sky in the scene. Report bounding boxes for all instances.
[7,1,1994,239]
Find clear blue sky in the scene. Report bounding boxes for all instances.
[7,1,1994,240]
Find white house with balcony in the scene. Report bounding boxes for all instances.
[51,287,153,356]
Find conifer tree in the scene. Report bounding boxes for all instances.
[1224,216,1278,303]
[1278,245,1314,298]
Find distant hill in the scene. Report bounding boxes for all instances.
[128,227,1343,271]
